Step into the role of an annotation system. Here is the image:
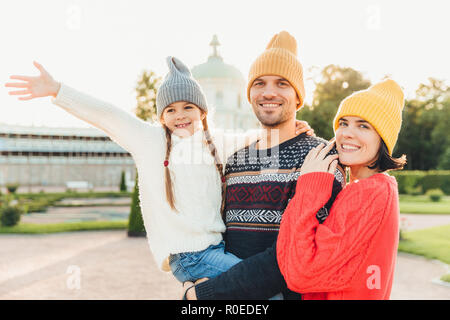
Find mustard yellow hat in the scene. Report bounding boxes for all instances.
[247,31,305,110]
[333,79,405,155]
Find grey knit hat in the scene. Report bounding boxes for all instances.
[156,56,208,118]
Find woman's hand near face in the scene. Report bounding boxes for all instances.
[5,61,61,100]
[300,139,339,175]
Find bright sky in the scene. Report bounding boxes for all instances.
[0,0,449,128]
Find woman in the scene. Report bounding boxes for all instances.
[276,79,407,300]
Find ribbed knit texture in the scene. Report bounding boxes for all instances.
[52,83,250,271]
[247,31,305,109]
[156,56,208,118]
[333,79,404,155]
[277,172,400,300]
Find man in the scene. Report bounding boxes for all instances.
[184,31,345,300]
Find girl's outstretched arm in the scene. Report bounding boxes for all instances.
[5,61,162,156]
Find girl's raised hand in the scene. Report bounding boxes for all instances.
[5,61,61,100]
[300,138,339,175]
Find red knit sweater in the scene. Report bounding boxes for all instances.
[277,172,399,300]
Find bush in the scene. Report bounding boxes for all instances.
[119,171,127,192]
[389,171,425,194]
[441,273,450,283]
[420,171,450,194]
[25,198,52,213]
[1,206,22,227]
[127,173,146,237]
[406,185,423,196]
[6,183,19,194]
[437,147,450,170]
[425,189,444,202]
[390,170,450,195]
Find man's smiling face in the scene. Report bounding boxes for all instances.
[249,75,299,128]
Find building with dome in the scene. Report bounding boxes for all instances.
[191,35,259,131]
[0,36,259,191]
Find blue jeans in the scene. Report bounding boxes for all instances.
[168,241,284,300]
[169,241,241,283]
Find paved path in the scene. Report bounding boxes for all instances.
[391,252,450,300]
[0,230,448,300]
[0,231,180,300]
[400,213,450,231]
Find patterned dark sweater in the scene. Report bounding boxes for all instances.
[195,133,346,300]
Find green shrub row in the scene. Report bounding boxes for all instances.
[18,191,132,200]
[389,170,450,195]
[7,191,132,214]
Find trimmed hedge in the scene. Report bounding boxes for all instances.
[127,173,146,237]
[0,206,22,227]
[12,191,132,214]
[389,170,450,195]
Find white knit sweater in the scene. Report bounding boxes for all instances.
[52,83,254,271]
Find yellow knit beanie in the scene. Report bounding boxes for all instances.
[333,79,405,155]
[247,31,305,110]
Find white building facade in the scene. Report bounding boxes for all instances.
[0,124,135,191]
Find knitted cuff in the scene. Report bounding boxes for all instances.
[51,83,73,107]
[194,281,215,300]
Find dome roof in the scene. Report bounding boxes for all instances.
[191,35,245,82]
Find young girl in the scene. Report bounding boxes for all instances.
[276,79,407,299]
[5,57,312,284]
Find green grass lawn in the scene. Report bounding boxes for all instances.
[398,224,450,264]
[398,224,450,283]
[399,195,450,214]
[441,273,450,283]
[0,220,128,234]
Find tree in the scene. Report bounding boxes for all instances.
[134,70,161,122]
[437,146,450,169]
[6,183,19,194]
[119,170,127,192]
[1,206,22,227]
[395,78,450,170]
[127,69,161,237]
[127,173,146,237]
[297,65,371,140]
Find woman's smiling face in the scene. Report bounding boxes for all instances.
[335,116,381,168]
[160,101,205,137]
